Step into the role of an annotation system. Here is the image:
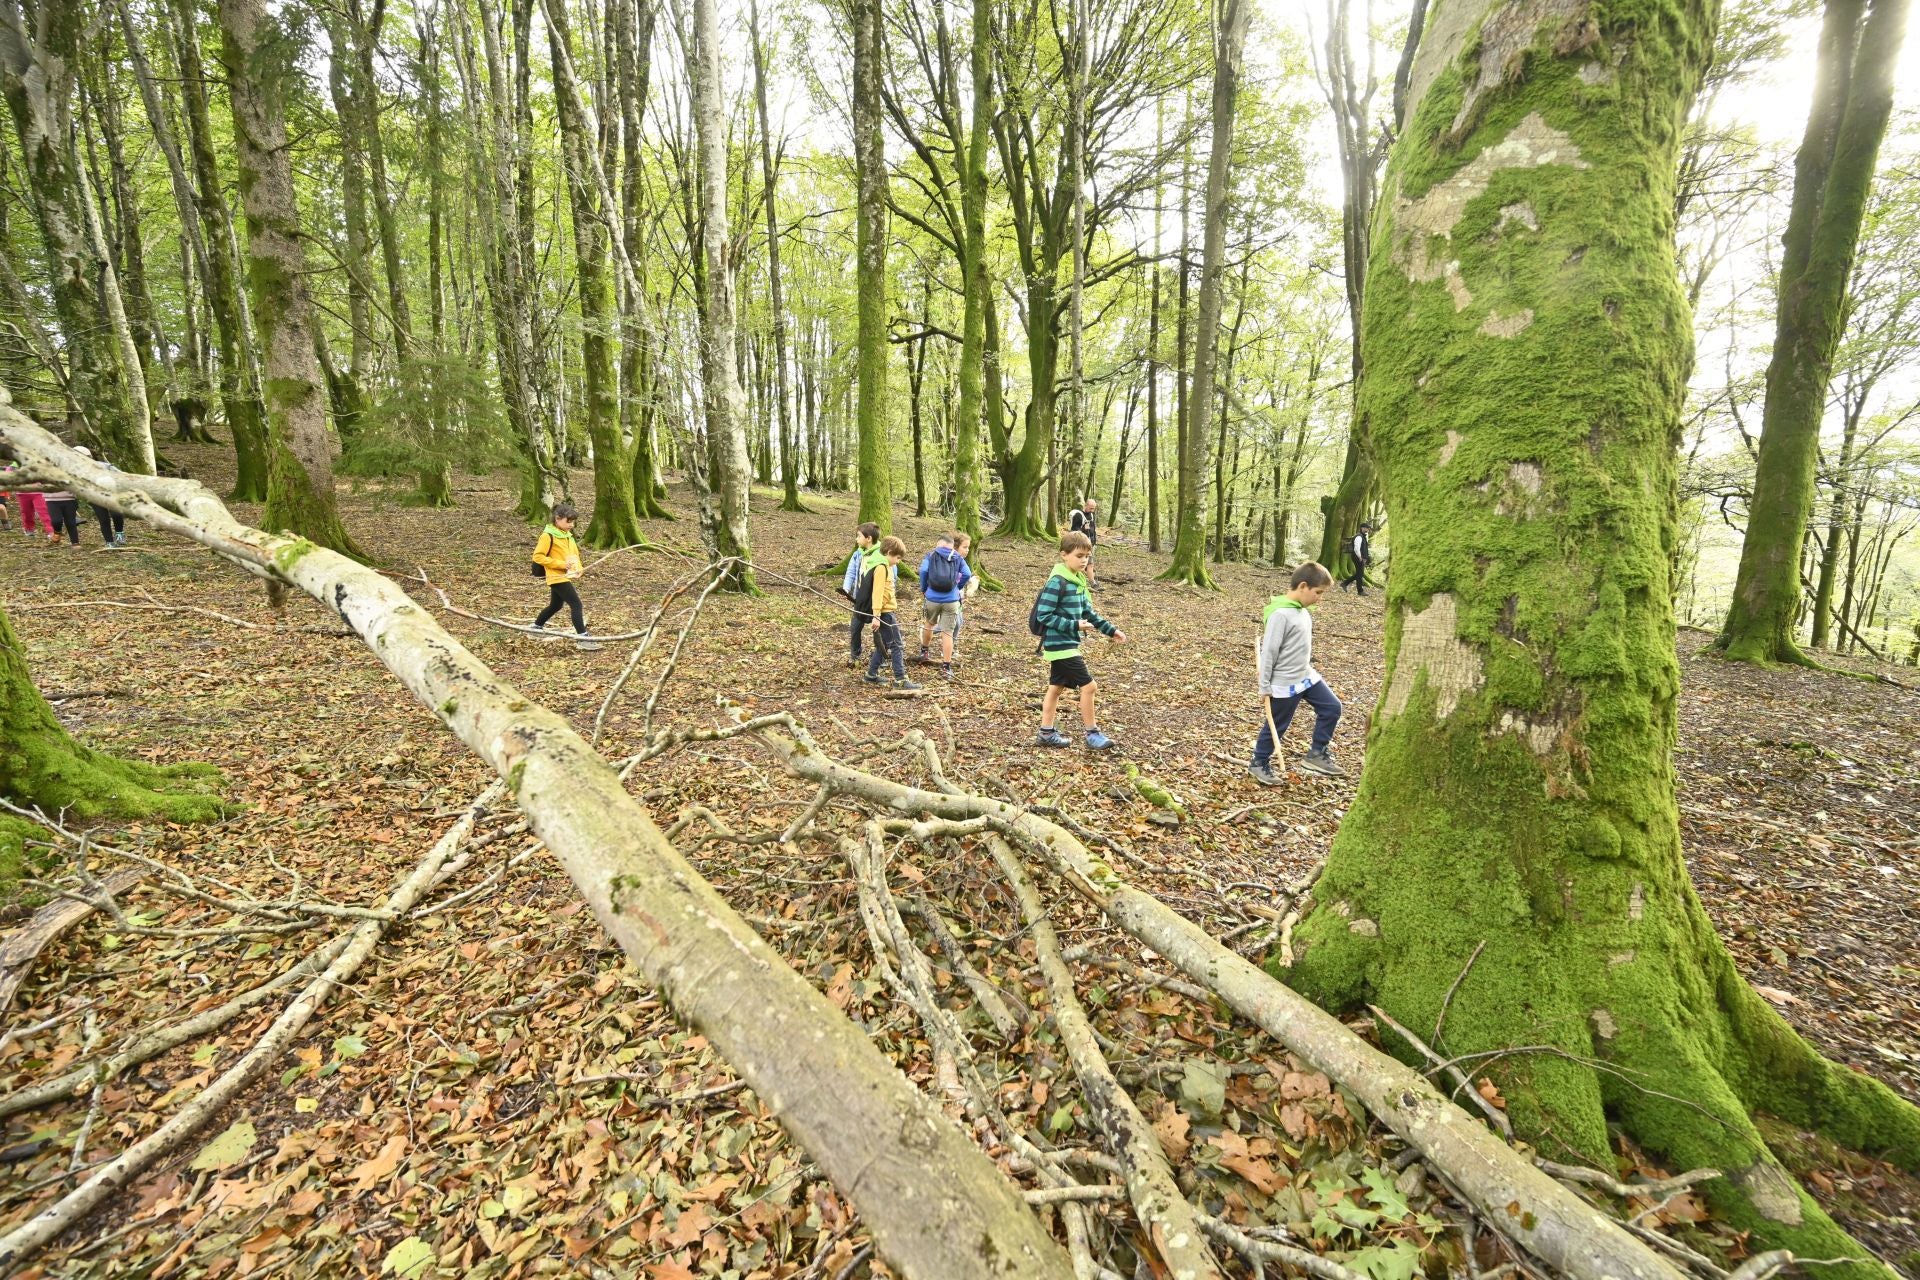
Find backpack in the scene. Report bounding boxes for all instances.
[1027,585,1048,644]
[926,551,958,595]
[530,532,550,579]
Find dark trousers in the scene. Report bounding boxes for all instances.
[850,611,871,660]
[95,505,125,542]
[1251,682,1342,764]
[867,613,905,679]
[535,582,586,632]
[1341,559,1369,593]
[45,498,81,544]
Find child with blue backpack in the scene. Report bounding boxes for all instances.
[1033,530,1126,749]
[916,532,972,679]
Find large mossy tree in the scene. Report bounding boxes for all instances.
[1281,0,1920,1269]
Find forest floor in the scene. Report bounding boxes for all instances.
[2,445,1918,1279]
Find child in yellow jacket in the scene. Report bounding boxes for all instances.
[530,504,601,651]
[860,536,920,690]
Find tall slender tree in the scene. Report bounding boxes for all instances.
[548,0,641,546]
[1716,0,1910,665]
[169,0,270,499]
[852,0,892,529]
[689,0,757,589]
[1161,0,1248,586]
[0,0,151,471]
[750,0,806,512]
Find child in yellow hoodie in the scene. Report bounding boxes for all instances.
[530,504,601,651]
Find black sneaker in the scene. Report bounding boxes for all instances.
[1298,749,1346,777]
[863,671,884,685]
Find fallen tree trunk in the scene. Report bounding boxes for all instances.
[756,721,1690,1280]
[0,868,144,1010]
[0,405,1073,1280]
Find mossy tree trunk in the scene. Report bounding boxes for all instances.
[1161,0,1247,589]
[613,0,669,520]
[688,0,756,592]
[0,0,141,466]
[1282,1,1919,1270]
[0,595,224,883]
[851,0,890,533]
[1716,0,1908,667]
[217,0,361,557]
[170,0,269,501]
[548,0,640,550]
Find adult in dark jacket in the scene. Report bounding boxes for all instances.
[1339,522,1373,595]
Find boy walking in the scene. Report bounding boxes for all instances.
[1248,562,1343,785]
[530,503,603,651]
[1035,531,1126,749]
[862,536,921,690]
[916,533,972,678]
[840,521,882,666]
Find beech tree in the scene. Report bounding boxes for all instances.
[1283,0,1919,1266]
[1160,0,1249,586]
[1716,0,1910,665]
[852,0,891,530]
[0,0,153,473]
[688,0,757,587]
[217,0,360,554]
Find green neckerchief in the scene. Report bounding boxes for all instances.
[1262,595,1308,624]
[543,524,577,547]
[861,544,886,571]
[1051,562,1089,592]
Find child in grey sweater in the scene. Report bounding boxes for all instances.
[1248,561,1344,785]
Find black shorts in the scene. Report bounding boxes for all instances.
[1047,656,1093,690]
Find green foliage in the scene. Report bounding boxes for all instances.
[338,356,517,492]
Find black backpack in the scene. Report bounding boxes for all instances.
[530,532,549,579]
[1027,586,1048,648]
[926,551,958,595]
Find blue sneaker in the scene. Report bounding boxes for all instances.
[1084,729,1115,751]
[1035,727,1070,748]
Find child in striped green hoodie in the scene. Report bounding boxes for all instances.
[1034,531,1127,749]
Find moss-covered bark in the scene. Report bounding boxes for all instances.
[851,0,891,534]
[0,601,224,885]
[548,0,641,552]
[169,0,269,502]
[1716,0,1907,667]
[1280,2,1919,1271]
[0,0,139,465]
[219,0,361,559]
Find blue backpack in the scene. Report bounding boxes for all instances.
[927,551,958,595]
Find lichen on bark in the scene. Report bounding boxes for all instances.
[1277,2,1920,1270]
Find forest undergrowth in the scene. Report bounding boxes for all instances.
[1,445,1916,1278]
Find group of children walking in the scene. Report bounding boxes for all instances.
[837,522,979,689]
[529,502,1350,784]
[1,448,129,549]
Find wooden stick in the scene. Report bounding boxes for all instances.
[0,868,144,1010]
